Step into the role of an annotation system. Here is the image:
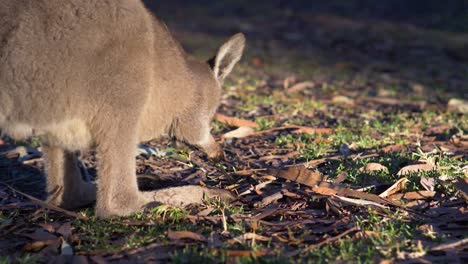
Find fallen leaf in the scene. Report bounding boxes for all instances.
[332,95,355,105]
[453,177,468,201]
[167,230,206,242]
[268,166,327,186]
[312,185,337,196]
[214,114,258,128]
[222,126,255,139]
[379,178,409,198]
[359,163,388,173]
[332,195,389,209]
[23,240,59,252]
[284,81,314,95]
[254,192,283,208]
[447,98,468,114]
[380,144,405,153]
[389,190,436,200]
[420,177,435,191]
[334,171,348,183]
[57,222,72,240]
[252,126,333,137]
[425,124,452,135]
[23,228,58,241]
[397,164,436,176]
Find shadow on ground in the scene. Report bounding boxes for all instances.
[145,0,468,101]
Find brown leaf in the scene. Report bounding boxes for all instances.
[284,81,314,95]
[268,166,327,186]
[359,163,388,173]
[332,95,355,105]
[214,114,258,128]
[389,190,436,200]
[312,185,337,196]
[380,144,405,153]
[253,126,333,137]
[397,164,436,176]
[332,195,389,209]
[23,240,59,252]
[425,124,452,135]
[222,126,255,139]
[290,126,333,135]
[334,171,348,184]
[23,228,58,241]
[254,192,283,208]
[167,230,206,242]
[379,178,409,198]
[453,177,468,201]
[420,177,435,191]
[57,222,72,240]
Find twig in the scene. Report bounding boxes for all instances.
[2,183,89,221]
[430,238,468,251]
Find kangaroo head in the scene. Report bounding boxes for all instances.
[204,33,246,114]
[169,33,245,159]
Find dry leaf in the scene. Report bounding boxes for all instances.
[402,191,435,200]
[333,195,389,209]
[397,164,436,176]
[332,95,355,105]
[284,81,314,95]
[453,177,468,201]
[420,177,435,191]
[268,166,327,186]
[222,126,255,139]
[334,171,348,183]
[425,124,452,135]
[447,98,468,114]
[359,163,388,173]
[56,222,72,240]
[381,144,405,153]
[167,230,206,242]
[253,126,333,137]
[312,185,337,196]
[23,228,58,241]
[254,192,283,208]
[214,114,258,128]
[379,178,409,198]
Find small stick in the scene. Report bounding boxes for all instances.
[430,238,468,251]
[2,183,89,221]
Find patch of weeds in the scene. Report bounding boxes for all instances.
[149,205,188,223]
[171,246,226,264]
[255,117,276,131]
[306,210,419,262]
[275,134,332,160]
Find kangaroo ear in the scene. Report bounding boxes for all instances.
[210,33,245,82]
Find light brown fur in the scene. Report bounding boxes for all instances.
[0,0,245,218]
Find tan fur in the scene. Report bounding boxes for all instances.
[0,0,245,218]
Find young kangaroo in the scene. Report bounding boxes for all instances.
[0,0,244,218]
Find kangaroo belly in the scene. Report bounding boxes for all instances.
[3,119,92,150]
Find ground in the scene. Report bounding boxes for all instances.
[1,1,467,263]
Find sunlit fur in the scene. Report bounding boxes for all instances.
[0,0,245,218]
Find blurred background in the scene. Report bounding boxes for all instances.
[143,0,468,102]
